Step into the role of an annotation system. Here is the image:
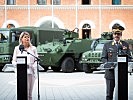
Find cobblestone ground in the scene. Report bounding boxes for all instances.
[0,71,133,100]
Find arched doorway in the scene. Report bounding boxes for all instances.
[39,20,59,29]
[109,19,125,29]
[7,24,15,29]
[82,23,91,39]
[2,20,19,28]
[35,16,65,29]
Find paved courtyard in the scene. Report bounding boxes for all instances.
[0,71,133,100]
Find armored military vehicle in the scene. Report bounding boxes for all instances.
[37,28,93,73]
[0,28,11,68]
[80,32,113,73]
[124,39,133,54]
[0,27,65,71]
[80,32,133,73]
[124,39,133,73]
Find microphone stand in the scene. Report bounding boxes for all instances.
[118,49,132,60]
[24,50,40,100]
[118,49,133,75]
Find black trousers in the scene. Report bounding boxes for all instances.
[106,79,115,100]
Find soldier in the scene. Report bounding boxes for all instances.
[101,23,131,100]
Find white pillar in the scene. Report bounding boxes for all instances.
[99,0,102,36]
[5,0,7,27]
[76,0,78,28]
[52,0,54,28]
[28,0,31,26]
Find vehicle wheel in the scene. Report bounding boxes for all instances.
[39,65,48,72]
[83,63,93,73]
[43,67,48,72]
[75,62,83,72]
[61,57,74,73]
[51,67,61,72]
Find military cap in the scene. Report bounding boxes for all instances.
[112,23,125,33]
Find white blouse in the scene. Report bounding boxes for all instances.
[12,45,38,77]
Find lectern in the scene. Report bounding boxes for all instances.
[115,55,128,100]
[98,55,128,100]
[17,56,28,100]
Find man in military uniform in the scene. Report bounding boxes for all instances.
[101,23,131,100]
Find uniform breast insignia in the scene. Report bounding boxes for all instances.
[108,51,113,57]
[109,48,114,50]
[123,46,127,50]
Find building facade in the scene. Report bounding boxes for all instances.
[0,0,133,39]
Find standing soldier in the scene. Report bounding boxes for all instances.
[101,23,131,100]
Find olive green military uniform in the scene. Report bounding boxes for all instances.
[101,23,131,100]
[102,40,130,100]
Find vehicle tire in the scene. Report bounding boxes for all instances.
[75,62,83,72]
[51,67,61,72]
[39,65,48,72]
[61,57,74,73]
[83,63,93,73]
[43,67,48,72]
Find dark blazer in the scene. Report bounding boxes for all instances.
[101,40,131,79]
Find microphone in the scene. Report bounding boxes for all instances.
[19,44,25,54]
[117,44,123,55]
[117,44,124,55]
[117,44,122,55]
[117,44,132,61]
[117,44,123,50]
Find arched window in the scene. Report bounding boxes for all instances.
[82,24,91,29]
[39,20,59,28]
[7,24,15,29]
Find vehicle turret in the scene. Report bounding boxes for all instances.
[62,28,79,39]
[101,32,113,40]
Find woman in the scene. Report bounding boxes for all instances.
[12,31,38,100]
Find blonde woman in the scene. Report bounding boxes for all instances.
[12,31,38,100]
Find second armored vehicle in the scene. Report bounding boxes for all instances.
[37,28,93,72]
[80,32,113,73]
